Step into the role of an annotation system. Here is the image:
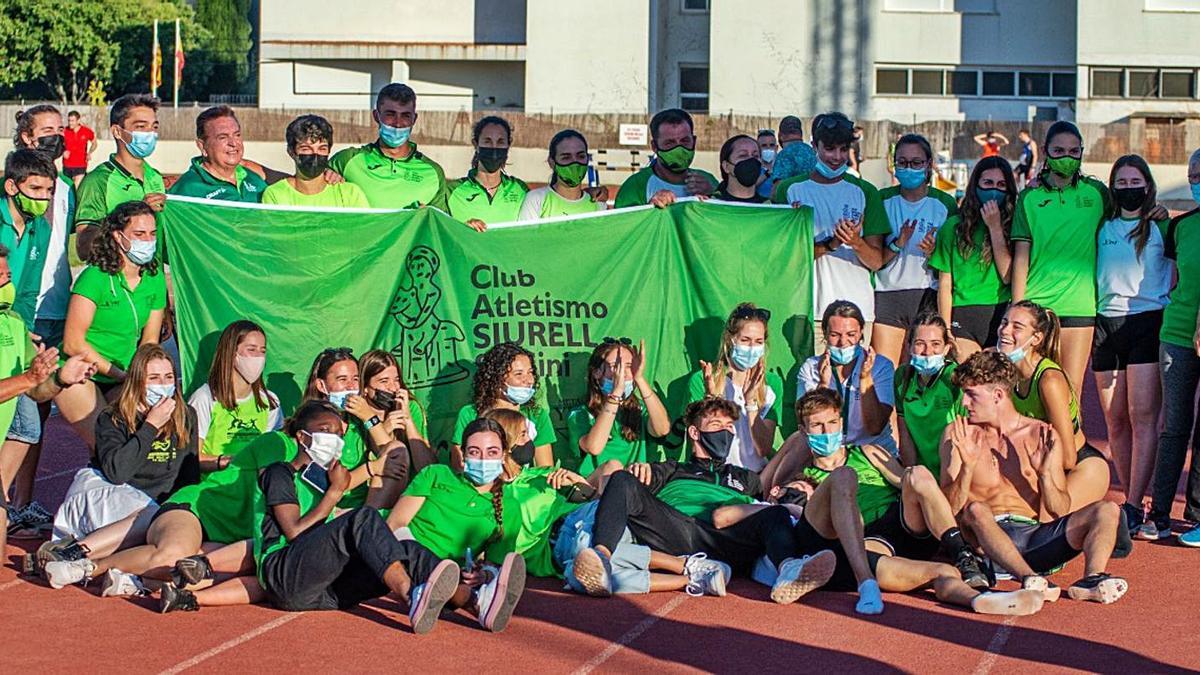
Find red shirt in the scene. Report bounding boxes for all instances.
[982,140,1000,158]
[63,125,96,169]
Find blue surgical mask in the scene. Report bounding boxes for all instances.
[506,384,535,405]
[815,158,848,180]
[327,389,358,410]
[145,383,176,407]
[600,378,635,400]
[808,430,844,458]
[379,123,412,148]
[123,236,157,266]
[910,353,945,377]
[976,187,1006,207]
[1003,337,1034,364]
[1191,182,1200,206]
[828,344,860,366]
[464,457,504,485]
[729,343,765,371]
[121,129,158,159]
[760,148,777,163]
[895,167,927,190]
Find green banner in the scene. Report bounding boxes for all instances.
[164,197,813,466]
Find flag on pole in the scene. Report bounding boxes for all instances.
[173,18,184,107]
[151,20,163,94]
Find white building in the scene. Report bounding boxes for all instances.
[258,0,1200,124]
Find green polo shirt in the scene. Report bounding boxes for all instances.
[74,155,166,228]
[0,310,35,438]
[328,142,448,210]
[167,156,267,202]
[895,362,961,477]
[446,171,529,224]
[403,464,499,561]
[69,265,167,382]
[0,201,51,327]
[1162,209,1200,349]
[928,217,1012,307]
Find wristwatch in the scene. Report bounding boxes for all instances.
[887,239,903,253]
[363,416,382,430]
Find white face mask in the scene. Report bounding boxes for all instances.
[303,431,344,468]
[234,355,266,383]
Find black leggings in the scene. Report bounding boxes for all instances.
[592,471,796,573]
[261,507,441,611]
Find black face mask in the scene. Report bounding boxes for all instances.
[477,147,508,174]
[696,428,735,461]
[775,486,809,507]
[36,134,65,160]
[1113,187,1147,212]
[732,157,762,187]
[370,389,397,412]
[295,153,329,180]
[511,440,536,467]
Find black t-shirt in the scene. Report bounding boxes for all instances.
[258,462,301,557]
[713,188,768,204]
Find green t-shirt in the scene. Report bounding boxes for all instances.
[0,311,36,439]
[654,477,755,521]
[260,179,371,208]
[485,466,581,577]
[613,165,719,208]
[446,171,529,224]
[895,362,961,477]
[567,405,649,476]
[928,216,1012,307]
[404,464,499,560]
[74,156,166,228]
[0,202,52,327]
[202,393,277,460]
[452,402,558,448]
[68,265,167,383]
[167,157,267,202]
[802,445,899,525]
[328,142,448,210]
[1010,177,1111,317]
[1162,209,1200,349]
[252,462,331,581]
[1011,357,1080,432]
[336,421,370,509]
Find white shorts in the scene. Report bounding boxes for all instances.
[52,468,158,541]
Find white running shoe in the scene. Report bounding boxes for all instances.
[100,569,149,598]
[683,553,731,597]
[770,551,836,604]
[44,558,96,590]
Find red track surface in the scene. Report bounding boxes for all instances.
[4,382,1200,674]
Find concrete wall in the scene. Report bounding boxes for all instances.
[524,0,650,114]
[261,0,479,43]
[708,0,812,117]
[652,0,710,111]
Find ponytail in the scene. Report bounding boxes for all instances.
[1011,300,1061,364]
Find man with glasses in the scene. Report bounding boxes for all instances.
[772,112,888,352]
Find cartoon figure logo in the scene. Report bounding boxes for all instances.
[390,246,468,388]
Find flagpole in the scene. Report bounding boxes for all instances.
[151,20,158,93]
[173,18,181,108]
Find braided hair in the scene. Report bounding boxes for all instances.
[461,417,519,553]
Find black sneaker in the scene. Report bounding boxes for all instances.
[171,555,214,587]
[1120,503,1143,531]
[160,584,200,613]
[1067,573,1128,604]
[955,549,991,590]
[23,537,87,577]
[1112,510,1134,559]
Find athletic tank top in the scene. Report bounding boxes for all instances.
[802,445,898,525]
[204,396,274,459]
[1011,357,1081,432]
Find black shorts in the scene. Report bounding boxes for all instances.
[1058,315,1095,329]
[63,166,86,178]
[1077,443,1104,464]
[863,501,940,561]
[874,289,937,330]
[1015,163,1030,177]
[793,515,883,592]
[950,303,1007,347]
[995,514,1080,574]
[150,501,209,541]
[1091,310,1162,371]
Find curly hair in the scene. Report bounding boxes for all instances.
[472,342,539,414]
[87,201,161,276]
[952,350,1019,393]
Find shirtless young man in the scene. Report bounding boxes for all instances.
[942,351,1128,604]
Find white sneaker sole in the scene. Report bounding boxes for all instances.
[573,549,612,597]
[409,560,460,635]
[1068,577,1129,604]
[972,589,1045,616]
[45,561,90,590]
[482,553,526,633]
[771,550,836,605]
[707,569,727,597]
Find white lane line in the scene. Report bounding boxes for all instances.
[157,613,302,674]
[971,615,1020,675]
[35,467,80,483]
[0,579,24,593]
[571,595,689,675]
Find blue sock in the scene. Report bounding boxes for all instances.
[856,578,883,615]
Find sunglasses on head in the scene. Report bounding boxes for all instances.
[733,306,771,322]
[816,116,853,131]
[601,336,633,346]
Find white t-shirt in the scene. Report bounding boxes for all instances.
[188,383,283,441]
[785,179,876,321]
[1096,216,1174,317]
[721,375,778,472]
[517,186,602,220]
[876,192,952,292]
[796,348,897,455]
[35,174,74,320]
[645,173,690,203]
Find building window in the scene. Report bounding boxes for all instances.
[1162,70,1196,98]
[679,65,709,112]
[1018,72,1051,97]
[981,71,1014,96]
[948,70,979,96]
[876,69,910,94]
[1091,69,1124,97]
[912,70,944,95]
[681,0,710,12]
[1129,69,1160,97]
[1052,73,1077,98]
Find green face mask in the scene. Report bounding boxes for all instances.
[13,191,48,218]
[656,145,695,173]
[1046,155,1081,178]
[554,162,589,187]
[0,282,15,309]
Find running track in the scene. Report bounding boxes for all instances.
[3,382,1199,674]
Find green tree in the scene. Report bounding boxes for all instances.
[195,0,253,95]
